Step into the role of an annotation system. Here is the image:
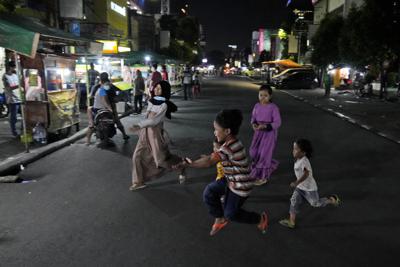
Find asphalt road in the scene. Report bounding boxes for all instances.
[1,77,399,267]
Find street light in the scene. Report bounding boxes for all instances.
[144,55,151,64]
[202,58,208,64]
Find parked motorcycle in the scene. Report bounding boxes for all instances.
[94,109,116,146]
[0,92,9,118]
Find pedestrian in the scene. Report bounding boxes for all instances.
[175,109,268,236]
[2,61,22,137]
[323,70,331,97]
[161,64,169,82]
[133,70,145,114]
[250,84,281,186]
[192,70,201,98]
[85,63,99,108]
[149,64,162,98]
[129,80,184,190]
[88,63,99,89]
[279,139,340,229]
[182,66,192,100]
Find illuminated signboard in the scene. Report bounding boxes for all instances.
[98,40,118,54]
[111,1,126,17]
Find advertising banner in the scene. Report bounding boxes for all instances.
[47,90,79,131]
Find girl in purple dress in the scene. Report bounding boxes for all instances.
[250,85,281,186]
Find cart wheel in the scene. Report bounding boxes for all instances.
[0,104,9,118]
[57,126,72,139]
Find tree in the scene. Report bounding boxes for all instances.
[176,16,199,46]
[0,0,22,13]
[311,13,344,68]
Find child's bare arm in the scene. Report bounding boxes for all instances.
[290,168,310,188]
[188,154,218,168]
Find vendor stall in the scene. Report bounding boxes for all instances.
[20,54,79,135]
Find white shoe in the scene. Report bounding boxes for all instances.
[178,175,186,184]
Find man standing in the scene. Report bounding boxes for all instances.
[149,64,162,97]
[323,70,331,97]
[182,66,192,100]
[2,61,21,137]
[161,65,169,81]
[85,63,99,108]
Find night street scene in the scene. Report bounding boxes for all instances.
[1,0,400,266]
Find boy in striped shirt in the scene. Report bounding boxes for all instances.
[177,109,268,236]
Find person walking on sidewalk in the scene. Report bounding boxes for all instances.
[2,61,22,137]
[323,71,331,97]
[129,81,184,191]
[174,109,268,236]
[279,139,340,229]
[133,70,145,114]
[250,85,281,186]
[182,66,192,100]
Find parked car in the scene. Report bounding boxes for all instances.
[273,68,317,89]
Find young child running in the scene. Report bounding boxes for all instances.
[176,109,268,236]
[279,139,340,229]
[250,84,281,186]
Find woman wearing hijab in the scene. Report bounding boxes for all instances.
[129,81,185,190]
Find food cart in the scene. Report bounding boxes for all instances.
[20,54,80,137]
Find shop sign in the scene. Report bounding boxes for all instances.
[111,1,126,17]
[98,40,118,54]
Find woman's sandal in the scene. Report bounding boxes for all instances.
[330,194,341,207]
[129,183,147,191]
[257,211,269,234]
[209,220,228,236]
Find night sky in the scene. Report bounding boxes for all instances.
[185,0,290,52]
[144,0,314,52]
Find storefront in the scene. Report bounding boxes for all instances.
[0,13,102,149]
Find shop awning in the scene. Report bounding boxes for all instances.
[0,18,39,58]
[262,59,303,68]
[0,12,102,56]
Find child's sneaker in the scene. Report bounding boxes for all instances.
[209,220,228,236]
[178,174,186,184]
[279,219,295,229]
[257,211,268,234]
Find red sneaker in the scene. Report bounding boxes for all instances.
[257,211,268,234]
[209,220,228,236]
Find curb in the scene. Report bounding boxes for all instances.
[0,110,133,176]
[280,90,400,146]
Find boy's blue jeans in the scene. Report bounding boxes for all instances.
[203,178,260,224]
[8,103,20,136]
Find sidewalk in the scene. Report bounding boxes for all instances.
[0,86,183,175]
[280,87,400,145]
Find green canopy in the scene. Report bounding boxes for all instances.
[0,18,39,58]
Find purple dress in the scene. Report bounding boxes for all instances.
[250,102,281,181]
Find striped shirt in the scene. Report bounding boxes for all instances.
[211,136,254,197]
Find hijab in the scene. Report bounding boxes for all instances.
[149,80,177,119]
